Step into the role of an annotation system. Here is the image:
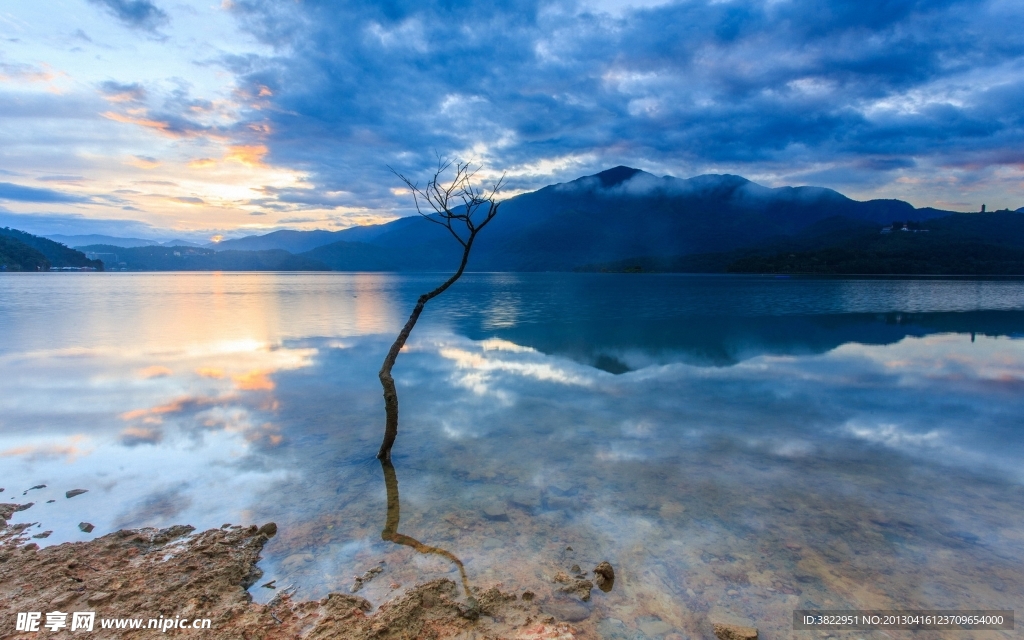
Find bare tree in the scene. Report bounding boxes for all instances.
[377,159,504,462]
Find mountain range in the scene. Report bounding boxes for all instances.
[206,167,969,271]
[21,167,1024,274]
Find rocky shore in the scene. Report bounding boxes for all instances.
[1,502,761,640]
[0,504,590,639]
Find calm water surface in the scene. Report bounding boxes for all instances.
[2,273,1023,639]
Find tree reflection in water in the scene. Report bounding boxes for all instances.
[379,460,479,618]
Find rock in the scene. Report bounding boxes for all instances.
[15,503,34,512]
[522,590,535,601]
[545,496,575,511]
[553,571,571,584]
[558,578,593,601]
[570,564,581,574]
[32,531,52,539]
[594,561,615,592]
[482,502,509,521]
[542,600,590,622]
[78,522,95,533]
[51,592,78,608]
[261,580,276,589]
[713,622,758,640]
[510,490,540,510]
[46,500,55,504]
[548,482,575,496]
[256,522,278,537]
[87,591,114,605]
[281,552,314,572]
[351,563,384,592]
[66,489,88,499]
[482,537,503,550]
[639,618,673,637]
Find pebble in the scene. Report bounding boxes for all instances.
[66,489,88,499]
[78,522,95,533]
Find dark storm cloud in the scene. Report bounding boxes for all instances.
[87,0,169,32]
[223,0,1024,204]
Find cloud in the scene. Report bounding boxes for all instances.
[87,0,169,32]
[216,0,1024,210]
[99,81,148,103]
[0,182,90,203]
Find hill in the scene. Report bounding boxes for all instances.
[76,244,329,271]
[0,234,51,271]
[0,228,103,270]
[262,167,954,272]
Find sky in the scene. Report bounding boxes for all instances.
[1,0,1023,241]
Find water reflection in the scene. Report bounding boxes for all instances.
[380,460,476,611]
[2,273,1024,639]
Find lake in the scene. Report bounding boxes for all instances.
[2,272,1023,639]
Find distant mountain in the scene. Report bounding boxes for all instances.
[0,234,51,271]
[290,166,953,272]
[1017,206,1024,213]
[1,228,103,270]
[210,229,345,253]
[161,239,204,248]
[77,244,328,271]
[51,234,161,248]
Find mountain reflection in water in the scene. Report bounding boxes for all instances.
[2,273,1023,639]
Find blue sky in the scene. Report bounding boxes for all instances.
[1,0,1023,240]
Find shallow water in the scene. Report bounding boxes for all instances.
[2,272,1023,639]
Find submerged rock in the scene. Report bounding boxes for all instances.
[482,502,509,521]
[66,489,88,499]
[350,562,384,592]
[78,522,94,533]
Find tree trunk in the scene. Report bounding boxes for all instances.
[376,236,475,461]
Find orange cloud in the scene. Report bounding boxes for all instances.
[233,369,275,391]
[188,158,217,169]
[226,145,268,167]
[1,436,89,461]
[138,365,173,378]
[104,111,180,136]
[196,367,225,378]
